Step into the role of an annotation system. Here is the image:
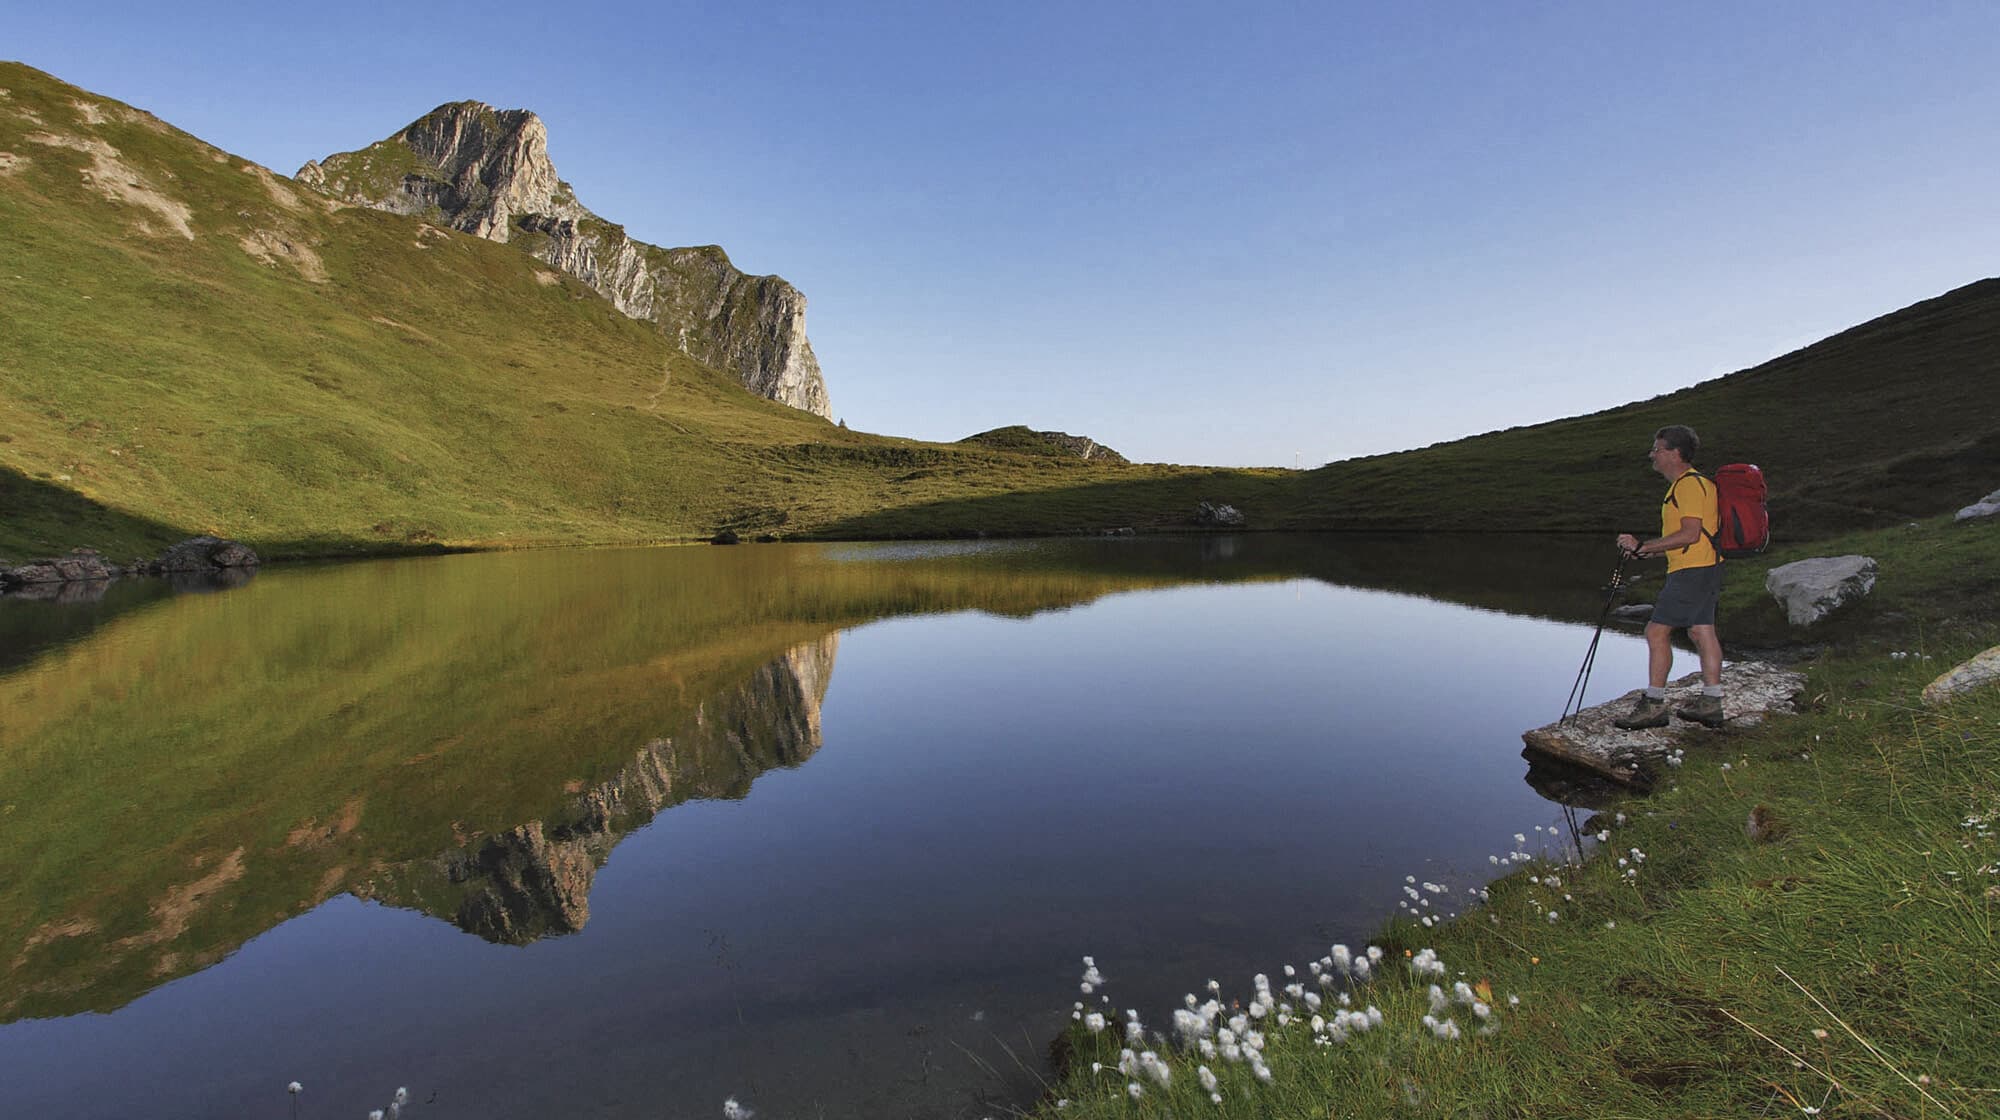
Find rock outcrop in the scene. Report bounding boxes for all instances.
[1194,501,1246,528]
[142,535,259,573]
[1765,555,1878,626]
[0,547,118,587]
[2,538,259,597]
[298,102,832,418]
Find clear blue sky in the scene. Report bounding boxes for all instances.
[12,2,1999,466]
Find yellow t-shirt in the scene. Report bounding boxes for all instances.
[1660,470,1720,571]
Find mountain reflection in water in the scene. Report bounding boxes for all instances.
[363,636,837,944]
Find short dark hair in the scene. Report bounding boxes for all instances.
[1653,424,1699,461]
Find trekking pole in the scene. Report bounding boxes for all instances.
[1559,549,1637,726]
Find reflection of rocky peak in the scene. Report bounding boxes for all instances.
[365,635,838,944]
[296,102,833,418]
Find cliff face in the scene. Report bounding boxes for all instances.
[297,102,832,418]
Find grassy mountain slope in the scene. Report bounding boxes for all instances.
[3,61,1996,562]
[0,63,1198,560]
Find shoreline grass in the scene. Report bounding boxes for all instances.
[1041,637,2000,1118]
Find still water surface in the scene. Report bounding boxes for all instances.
[0,535,1652,1119]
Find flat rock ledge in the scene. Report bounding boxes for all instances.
[1522,660,1807,786]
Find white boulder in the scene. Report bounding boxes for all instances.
[1956,488,2000,521]
[1922,645,2000,706]
[1765,555,1877,626]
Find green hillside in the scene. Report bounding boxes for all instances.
[3,60,1996,562]
[0,63,1202,561]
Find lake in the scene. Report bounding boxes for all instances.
[0,534,1655,1119]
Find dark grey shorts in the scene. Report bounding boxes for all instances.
[1652,564,1723,627]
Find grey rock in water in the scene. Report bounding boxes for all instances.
[1,548,119,587]
[1922,644,2000,706]
[299,102,832,419]
[1764,555,1877,626]
[146,536,261,573]
[1194,501,1245,528]
[1610,603,1655,622]
[1956,487,2000,521]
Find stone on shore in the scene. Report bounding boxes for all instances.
[1765,555,1877,626]
[1521,661,1807,786]
[146,536,260,572]
[1922,645,2000,706]
[1955,487,2000,521]
[0,548,119,587]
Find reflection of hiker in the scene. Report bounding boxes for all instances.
[1612,425,1725,729]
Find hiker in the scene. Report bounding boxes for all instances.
[1612,424,1725,729]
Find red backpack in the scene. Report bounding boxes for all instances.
[1703,464,1770,559]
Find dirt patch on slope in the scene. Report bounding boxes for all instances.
[25,130,193,239]
[239,228,328,282]
[240,163,306,212]
[0,152,24,175]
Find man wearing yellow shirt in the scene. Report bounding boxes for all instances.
[1612,425,1726,729]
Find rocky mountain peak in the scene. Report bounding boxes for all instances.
[296,100,832,418]
[390,101,574,242]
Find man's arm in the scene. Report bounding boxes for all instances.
[1630,516,1706,558]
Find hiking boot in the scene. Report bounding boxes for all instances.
[1612,695,1670,730]
[1674,694,1727,728]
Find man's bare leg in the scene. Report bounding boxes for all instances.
[1645,621,1674,688]
[1689,623,1722,687]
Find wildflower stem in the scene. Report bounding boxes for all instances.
[1775,966,1960,1118]
[1717,1007,1844,1091]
